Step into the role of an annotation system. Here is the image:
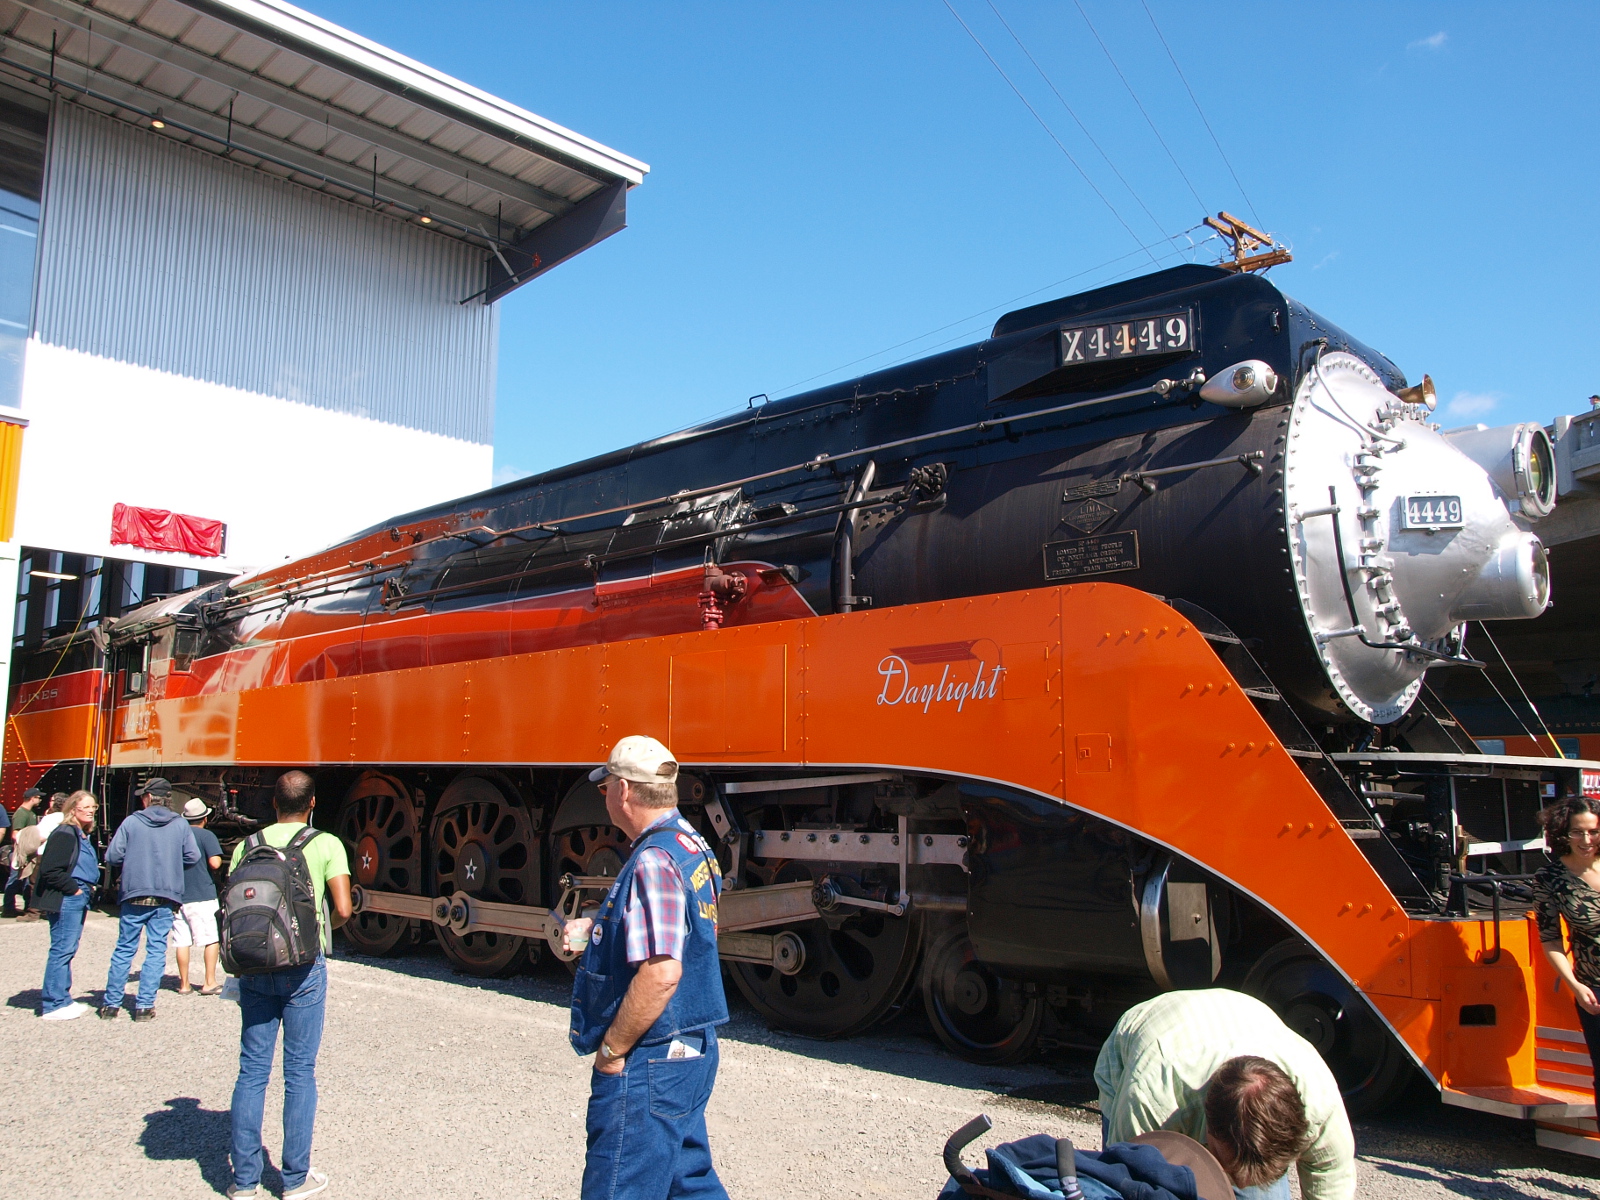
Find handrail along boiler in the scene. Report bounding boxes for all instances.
[8,264,1596,1146]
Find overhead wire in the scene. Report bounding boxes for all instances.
[1475,621,1566,758]
[940,0,1161,267]
[983,0,1168,240]
[764,223,1215,400]
[1070,0,1208,220]
[871,230,1217,368]
[1137,0,1264,230]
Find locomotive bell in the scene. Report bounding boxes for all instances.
[1199,359,1278,408]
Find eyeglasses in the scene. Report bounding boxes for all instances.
[1569,827,1600,840]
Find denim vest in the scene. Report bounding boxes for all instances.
[569,812,728,1055]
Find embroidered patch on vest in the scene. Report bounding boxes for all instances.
[592,925,605,944]
[676,832,701,853]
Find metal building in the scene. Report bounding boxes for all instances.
[0,0,645,690]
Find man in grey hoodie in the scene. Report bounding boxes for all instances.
[100,778,200,1020]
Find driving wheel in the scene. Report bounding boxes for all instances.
[922,925,1044,1065]
[430,774,539,976]
[728,859,923,1039]
[334,771,419,956]
[550,810,629,974]
[1243,939,1414,1116]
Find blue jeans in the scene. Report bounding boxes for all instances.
[41,891,89,1012]
[231,958,327,1193]
[582,1027,728,1200]
[4,862,30,915]
[104,901,174,1010]
[1234,1178,1291,1199]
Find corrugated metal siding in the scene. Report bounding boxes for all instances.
[32,101,496,444]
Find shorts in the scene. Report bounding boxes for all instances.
[170,898,220,948]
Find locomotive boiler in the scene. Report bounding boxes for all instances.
[9,262,1585,1118]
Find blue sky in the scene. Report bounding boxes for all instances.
[312,2,1600,483]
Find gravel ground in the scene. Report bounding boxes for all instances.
[4,910,1599,1199]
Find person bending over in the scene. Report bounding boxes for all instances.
[1095,989,1354,1200]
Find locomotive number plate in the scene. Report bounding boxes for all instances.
[1043,531,1140,580]
[1060,310,1193,365]
[1400,495,1464,530]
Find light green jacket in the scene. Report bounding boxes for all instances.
[1094,989,1356,1200]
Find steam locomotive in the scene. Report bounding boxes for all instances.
[9,262,1576,1114]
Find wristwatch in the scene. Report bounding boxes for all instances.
[600,1041,623,1063]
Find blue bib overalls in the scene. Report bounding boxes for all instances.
[571,812,730,1200]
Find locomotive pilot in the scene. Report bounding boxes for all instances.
[562,735,730,1200]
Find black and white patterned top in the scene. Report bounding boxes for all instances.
[1532,859,1600,986]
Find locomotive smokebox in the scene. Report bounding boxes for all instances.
[1285,352,1552,723]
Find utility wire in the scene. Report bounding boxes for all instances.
[984,0,1167,240]
[941,0,1160,267]
[1137,0,1264,229]
[1472,656,1547,757]
[1476,621,1565,758]
[768,224,1213,398]
[1071,0,1207,221]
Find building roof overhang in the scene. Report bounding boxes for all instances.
[0,0,647,301]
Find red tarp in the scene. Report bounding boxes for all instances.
[110,503,226,557]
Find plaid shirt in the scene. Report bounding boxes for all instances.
[621,812,702,965]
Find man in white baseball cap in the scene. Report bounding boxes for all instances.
[172,796,225,995]
[564,735,730,1200]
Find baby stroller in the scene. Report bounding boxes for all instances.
[939,1113,1233,1200]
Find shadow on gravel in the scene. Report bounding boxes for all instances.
[7,987,41,1011]
[141,1096,266,1196]
[336,938,1107,1097]
[1353,1080,1600,1188]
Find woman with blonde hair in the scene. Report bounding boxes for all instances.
[35,790,100,1020]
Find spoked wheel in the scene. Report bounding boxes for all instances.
[729,863,923,1039]
[1244,940,1415,1116]
[430,775,539,977]
[335,771,420,956]
[552,823,629,885]
[550,816,630,974]
[922,925,1044,1065]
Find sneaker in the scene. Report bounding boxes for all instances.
[98,1005,120,1020]
[224,1187,259,1199]
[132,1007,155,1022]
[283,1171,329,1199]
[41,1001,91,1021]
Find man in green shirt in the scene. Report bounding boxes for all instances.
[226,771,352,1200]
[12,788,41,829]
[1095,989,1355,1200]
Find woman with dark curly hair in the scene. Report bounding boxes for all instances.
[1532,793,1600,1084]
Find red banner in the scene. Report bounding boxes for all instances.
[110,503,227,557]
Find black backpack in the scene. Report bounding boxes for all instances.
[220,828,327,975]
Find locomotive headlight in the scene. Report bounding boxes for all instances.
[1199,359,1278,408]
[1452,531,1550,620]
[1443,422,1557,520]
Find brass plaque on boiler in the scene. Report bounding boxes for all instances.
[1042,531,1140,580]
